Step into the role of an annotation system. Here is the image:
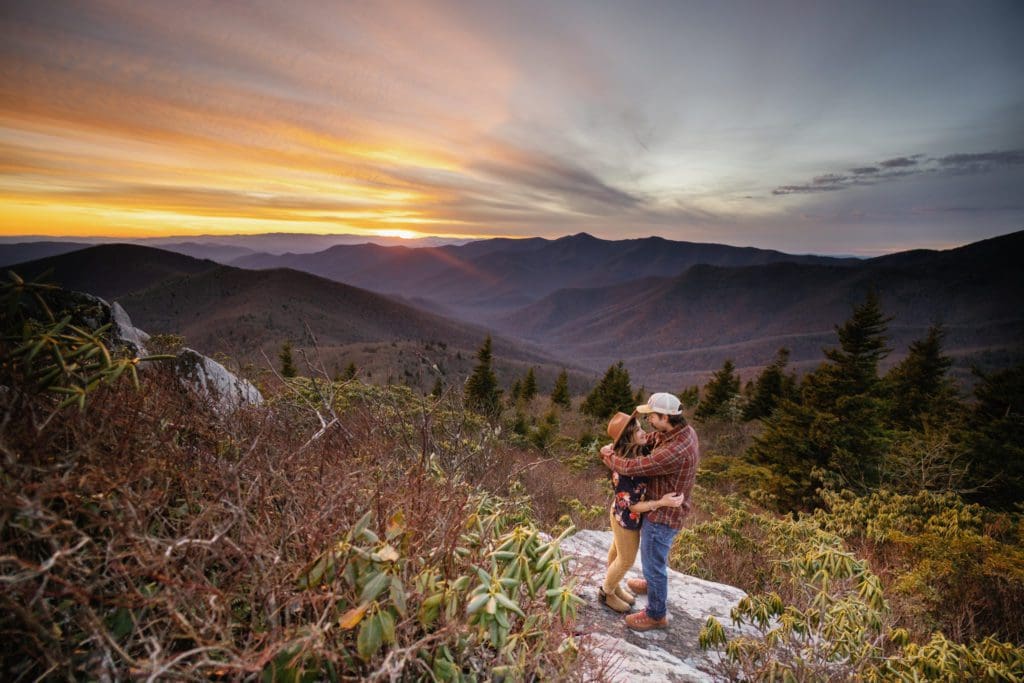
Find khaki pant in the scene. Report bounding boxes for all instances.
[603,507,641,594]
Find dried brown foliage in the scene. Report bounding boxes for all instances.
[0,364,597,680]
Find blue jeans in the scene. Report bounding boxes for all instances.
[640,520,679,620]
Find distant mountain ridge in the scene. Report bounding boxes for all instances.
[0,231,476,259]
[492,230,1024,386]
[6,230,1021,389]
[0,241,95,267]
[231,232,859,317]
[9,244,221,299]
[7,244,595,394]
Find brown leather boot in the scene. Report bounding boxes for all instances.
[625,610,668,631]
[626,577,648,595]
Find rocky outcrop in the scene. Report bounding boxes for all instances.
[40,287,263,412]
[105,298,264,413]
[561,529,749,682]
[110,301,151,356]
[172,348,263,412]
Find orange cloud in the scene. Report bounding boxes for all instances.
[0,2,523,239]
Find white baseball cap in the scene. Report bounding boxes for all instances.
[636,392,682,415]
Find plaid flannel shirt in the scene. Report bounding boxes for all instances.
[607,424,699,529]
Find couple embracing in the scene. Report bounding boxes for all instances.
[598,392,700,631]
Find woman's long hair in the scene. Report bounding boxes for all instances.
[615,419,646,459]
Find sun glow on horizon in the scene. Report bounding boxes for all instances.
[373,228,420,240]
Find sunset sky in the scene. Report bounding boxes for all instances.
[1,0,1022,255]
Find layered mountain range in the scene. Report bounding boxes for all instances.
[231,233,858,317]
[5,230,1022,389]
[7,244,592,394]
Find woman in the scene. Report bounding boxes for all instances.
[599,411,685,613]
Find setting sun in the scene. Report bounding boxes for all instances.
[373,229,420,240]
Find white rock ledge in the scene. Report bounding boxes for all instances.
[560,529,750,682]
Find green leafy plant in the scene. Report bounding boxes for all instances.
[2,271,172,419]
[284,499,583,680]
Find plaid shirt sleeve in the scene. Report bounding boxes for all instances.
[608,425,700,528]
[608,425,698,477]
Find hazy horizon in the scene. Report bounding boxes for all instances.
[2,226,1022,258]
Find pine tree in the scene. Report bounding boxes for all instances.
[550,369,571,409]
[512,409,529,436]
[744,348,795,421]
[581,361,634,419]
[750,292,894,507]
[821,290,892,400]
[530,409,560,451]
[508,379,522,406]
[886,324,957,430]
[678,385,700,409]
[279,342,297,378]
[696,359,741,420]
[521,367,538,402]
[340,361,357,381]
[464,335,502,418]
[962,363,1024,509]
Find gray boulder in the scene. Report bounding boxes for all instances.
[106,300,262,413]
[105,299,263,413]
[36,287,263,413]
[110,301,151,356]
[172,348,263,412]
[560,529,749,682]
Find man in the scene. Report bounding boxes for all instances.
[600,392,700,631]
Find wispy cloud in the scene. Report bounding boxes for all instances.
[772,150,1023,195]
[471,144,642,214]
[937,150,1024,171]
[879,156,921,168]
[0,0,1022,253]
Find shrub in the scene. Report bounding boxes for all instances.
[684,488,1024,681]
[816,488,1024,642]
[1,367,588,679]
[700,545,890,681]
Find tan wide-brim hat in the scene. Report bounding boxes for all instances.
[606,410,638,449]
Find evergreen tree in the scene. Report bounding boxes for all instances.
[521,367,538,402]
[821,290,892,400]
[464,335,502,418]
[696,359,741,420]
[430,377,444,398]
[750,292,893,508]
[340,361,358,381]
[886,324,958,430]
[581,361,634,419]
[550,369,571,409]
[529,409,560,450]
[278,342,297,378]
[508,379,522,406]
[634,386,646,406]
[742,379,755,400]
[512,408,529,436]
[744,348,795,421]
[962,363,1024,509]
[678,385,700,409]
